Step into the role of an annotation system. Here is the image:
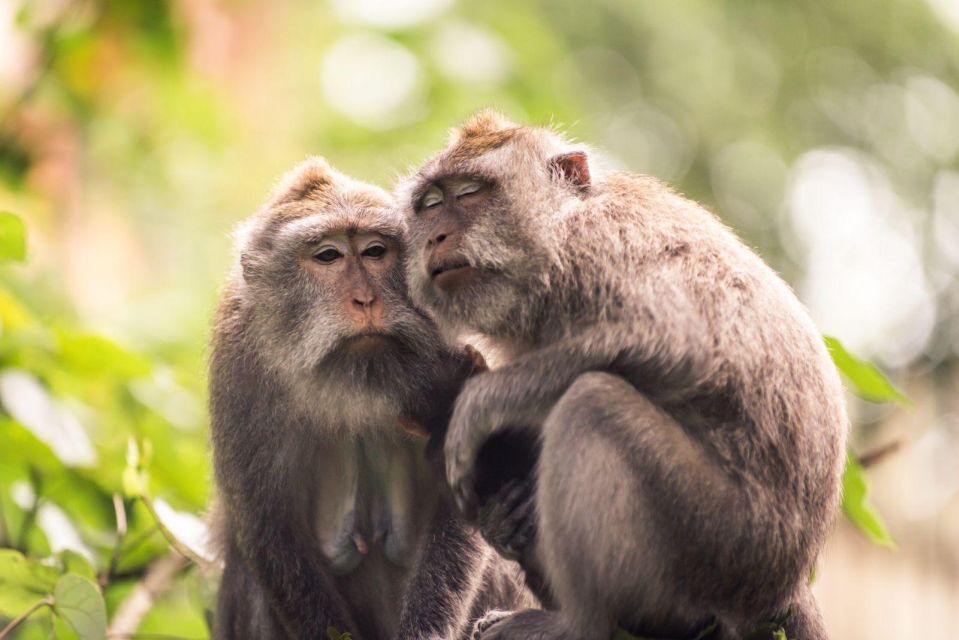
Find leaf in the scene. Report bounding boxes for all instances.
[842,452,895,548]
[0,585,48,619]
[0,369,98,467]
[824,337,909,405]
[0,549,60,592]
[0,211,27,262]
[0,549,60,617]
[56,331,152,380]
[152,498,214,563]
[123,465,146,498]
[327,627,354,640]
[52,574,107,640]
[58,550,96,581]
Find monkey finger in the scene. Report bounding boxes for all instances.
[453,476,479,520]
[397,416,429,438]
[463,344,489,374]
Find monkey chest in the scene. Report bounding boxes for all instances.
[313,436,437,576]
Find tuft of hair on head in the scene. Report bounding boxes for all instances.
[450,109,518,144]
[445,110,523,161]
[267,156,338,208]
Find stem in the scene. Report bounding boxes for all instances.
[120,526,161,559]
[108,634,204,639]
[138,496,210,570]
[859,440,903,468]
[14,497,41,553]
[104,495,130,585]
[0,598,53,639]
[0,496,9,547]
[107,555,188,637]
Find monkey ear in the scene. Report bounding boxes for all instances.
[549,151,591,190]
[240,252,261,282]
[269,157,335,207]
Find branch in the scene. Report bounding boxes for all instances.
[0,597,53,639]
[107,554,188,637]
[859,440,903,468]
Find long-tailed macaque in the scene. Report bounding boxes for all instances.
[209,157,534,640]
[396,112,848,640]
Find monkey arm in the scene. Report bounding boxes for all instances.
[445,309,715,516]
[395,502,493,640]
[228,480,361,639]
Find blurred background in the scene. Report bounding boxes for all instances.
[1,0,957,638]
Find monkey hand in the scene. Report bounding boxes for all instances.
[444,374,509,519]
[477,479,537,562]
[461,343,489,374]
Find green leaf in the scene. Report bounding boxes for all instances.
[842,452,895,548]
[824,337,909,406]
[0,549,60,617]
[327,626,354,640]
[52,574,107,640]
[56,330,152,380]
[0,549,60,592]
[0,211,27,262]
[58,550,96,581]
[123,465,146,498]
[0,586,47,619]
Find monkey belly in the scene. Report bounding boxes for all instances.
[315,435,437,575]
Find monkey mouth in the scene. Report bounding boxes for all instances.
[346,331,391,347]
[430,261,479,292]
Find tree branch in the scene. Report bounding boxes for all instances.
[107,554,189,636]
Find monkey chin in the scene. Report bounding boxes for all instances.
[345,332,390,353]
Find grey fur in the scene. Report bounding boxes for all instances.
[210,157,534,640]
[396,112,848,639]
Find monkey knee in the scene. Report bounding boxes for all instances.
[554,372,633,416]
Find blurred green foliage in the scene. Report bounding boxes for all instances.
[1,0,953,636]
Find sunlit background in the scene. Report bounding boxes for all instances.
[1,0,958,638]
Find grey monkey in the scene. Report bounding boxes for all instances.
[209,157,534,640]
[395,112,848,640]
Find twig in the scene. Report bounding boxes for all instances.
[119,526,162,560]
[107,633,204,639]
[859,440,903,468]
[138,496,211,570]
[0,497,9,547]
[107,554,188,636]
[0,597,53,639]
[104,494,130,586]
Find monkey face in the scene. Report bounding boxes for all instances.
[236,159,445,413]
[398,112,591,338]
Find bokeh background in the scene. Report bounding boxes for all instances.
[1,0,958,638]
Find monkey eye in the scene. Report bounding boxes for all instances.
[420,186,443,210]
[361,244,387,259]
[455,181,484,198]
[313,247,342,264]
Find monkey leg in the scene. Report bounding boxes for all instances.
[532,372,741,640]
[778,586,828,640]
[215,544,285,640]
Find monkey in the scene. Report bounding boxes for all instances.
[395,111,848,640]
[208,157,536,640]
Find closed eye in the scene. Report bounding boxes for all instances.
[455,181,485,198]
[419,186,443,210]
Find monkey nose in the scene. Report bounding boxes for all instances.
[348,292,383,326]
[352,293,375,309]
